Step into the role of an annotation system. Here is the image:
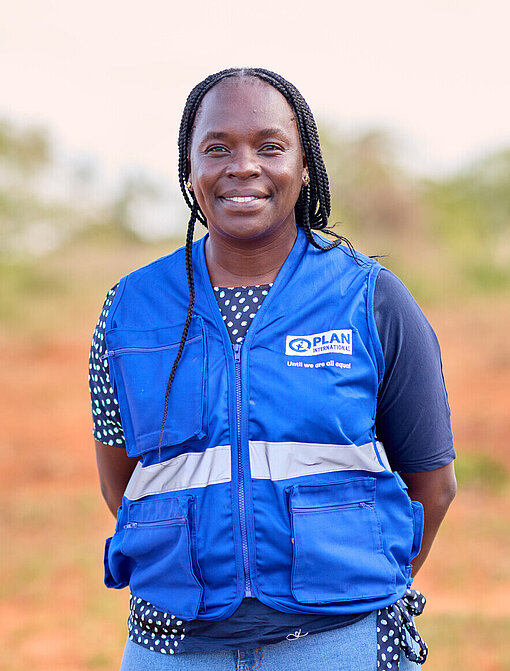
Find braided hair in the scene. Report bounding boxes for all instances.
[158,67,353,456]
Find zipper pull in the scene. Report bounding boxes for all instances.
[233,342,242,363]
[100,350,114,360]
[123,522,138,529]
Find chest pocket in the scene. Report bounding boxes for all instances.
[105,316,207,457]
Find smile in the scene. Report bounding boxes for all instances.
[221,196,265,203]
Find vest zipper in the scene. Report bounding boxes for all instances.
[233,342,253,598]
[101,336,202,359]
[123,518,185,529]
[292,502,372,514]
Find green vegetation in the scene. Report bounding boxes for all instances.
[454,452,509,494]
[319,125,510,302]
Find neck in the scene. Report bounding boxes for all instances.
[205,224,297,287]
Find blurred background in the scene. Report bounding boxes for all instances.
[1,1,509,669]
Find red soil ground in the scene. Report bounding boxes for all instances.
[1,294,509,670]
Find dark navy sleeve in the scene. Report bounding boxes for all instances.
[89,284,126,447]
[374,269,455,472]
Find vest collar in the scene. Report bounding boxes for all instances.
[195,227,309,350]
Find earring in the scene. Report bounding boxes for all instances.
[186,180,193,191]
[302,173,310,186]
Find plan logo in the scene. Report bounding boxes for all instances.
[285,330,353,356]
[287,338,311,353]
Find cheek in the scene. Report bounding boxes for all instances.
[189,153,210,185]
[191,166,216,204]
[279,166,304,202]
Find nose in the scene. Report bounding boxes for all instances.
[226,147,261,179]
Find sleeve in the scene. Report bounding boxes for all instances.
[88,284,126,448]
[374,269,455,472]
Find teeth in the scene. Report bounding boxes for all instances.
[224,196,260,203]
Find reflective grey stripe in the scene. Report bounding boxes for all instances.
[373,440,392,471]
[124,445,231,501]
[249,440,391,481]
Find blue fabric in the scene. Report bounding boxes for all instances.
[104,316,207,457]
[89,242,454,656]
[90,233,452,658]
[374,269,455,472]
[120,611,422,670]
[103,229,422,619]
[166,597,366,652]
[89,271,455,473]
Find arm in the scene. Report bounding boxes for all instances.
[400,461,457,576]
[90,285,138,516]
[373,270,457,574]
[95,440,140,516]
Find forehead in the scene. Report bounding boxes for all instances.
[191,77,299,143]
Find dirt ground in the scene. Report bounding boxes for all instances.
[1,292,509,671]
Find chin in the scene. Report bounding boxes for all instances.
[212,220,277,242]
[209,213,297,245]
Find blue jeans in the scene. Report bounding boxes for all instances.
[120,612,421,670]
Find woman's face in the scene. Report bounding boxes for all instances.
[188,77,307,245]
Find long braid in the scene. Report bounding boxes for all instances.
[157,67,356,458]
[157,202,197,461]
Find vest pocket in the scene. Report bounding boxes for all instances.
[105,316,207,457]
[289,478,396,603]
[410,500,424,560]
[118,496,203,620]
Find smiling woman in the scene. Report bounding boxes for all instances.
[89,67,456,671]
[188,77,305,260]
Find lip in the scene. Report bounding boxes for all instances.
[219,190,269,200]
[218,196,269,213]
[220,197,266,207]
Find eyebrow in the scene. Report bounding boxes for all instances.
[201,131,229,141]
[257,127,291,140]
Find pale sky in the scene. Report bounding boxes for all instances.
[1,0,509,185]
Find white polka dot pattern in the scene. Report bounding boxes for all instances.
[128,595,186,655]
[89,285,125,447]
[213,284,272,343]
[376,589,428,668]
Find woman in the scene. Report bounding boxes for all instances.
[90,68,457,670]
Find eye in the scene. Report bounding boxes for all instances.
[205,145,229,154]
[260,143,284,152]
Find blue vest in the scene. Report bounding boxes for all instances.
[103,228,424,622]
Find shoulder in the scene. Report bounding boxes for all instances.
[373,268,439,352]
[121,243,189,288]
[305,235,381,293]
[103,239,203,329]
[374,268,426,316]
[313,235,379,270]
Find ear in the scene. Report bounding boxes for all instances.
[186,157,193,191]
[302,153,309,186]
